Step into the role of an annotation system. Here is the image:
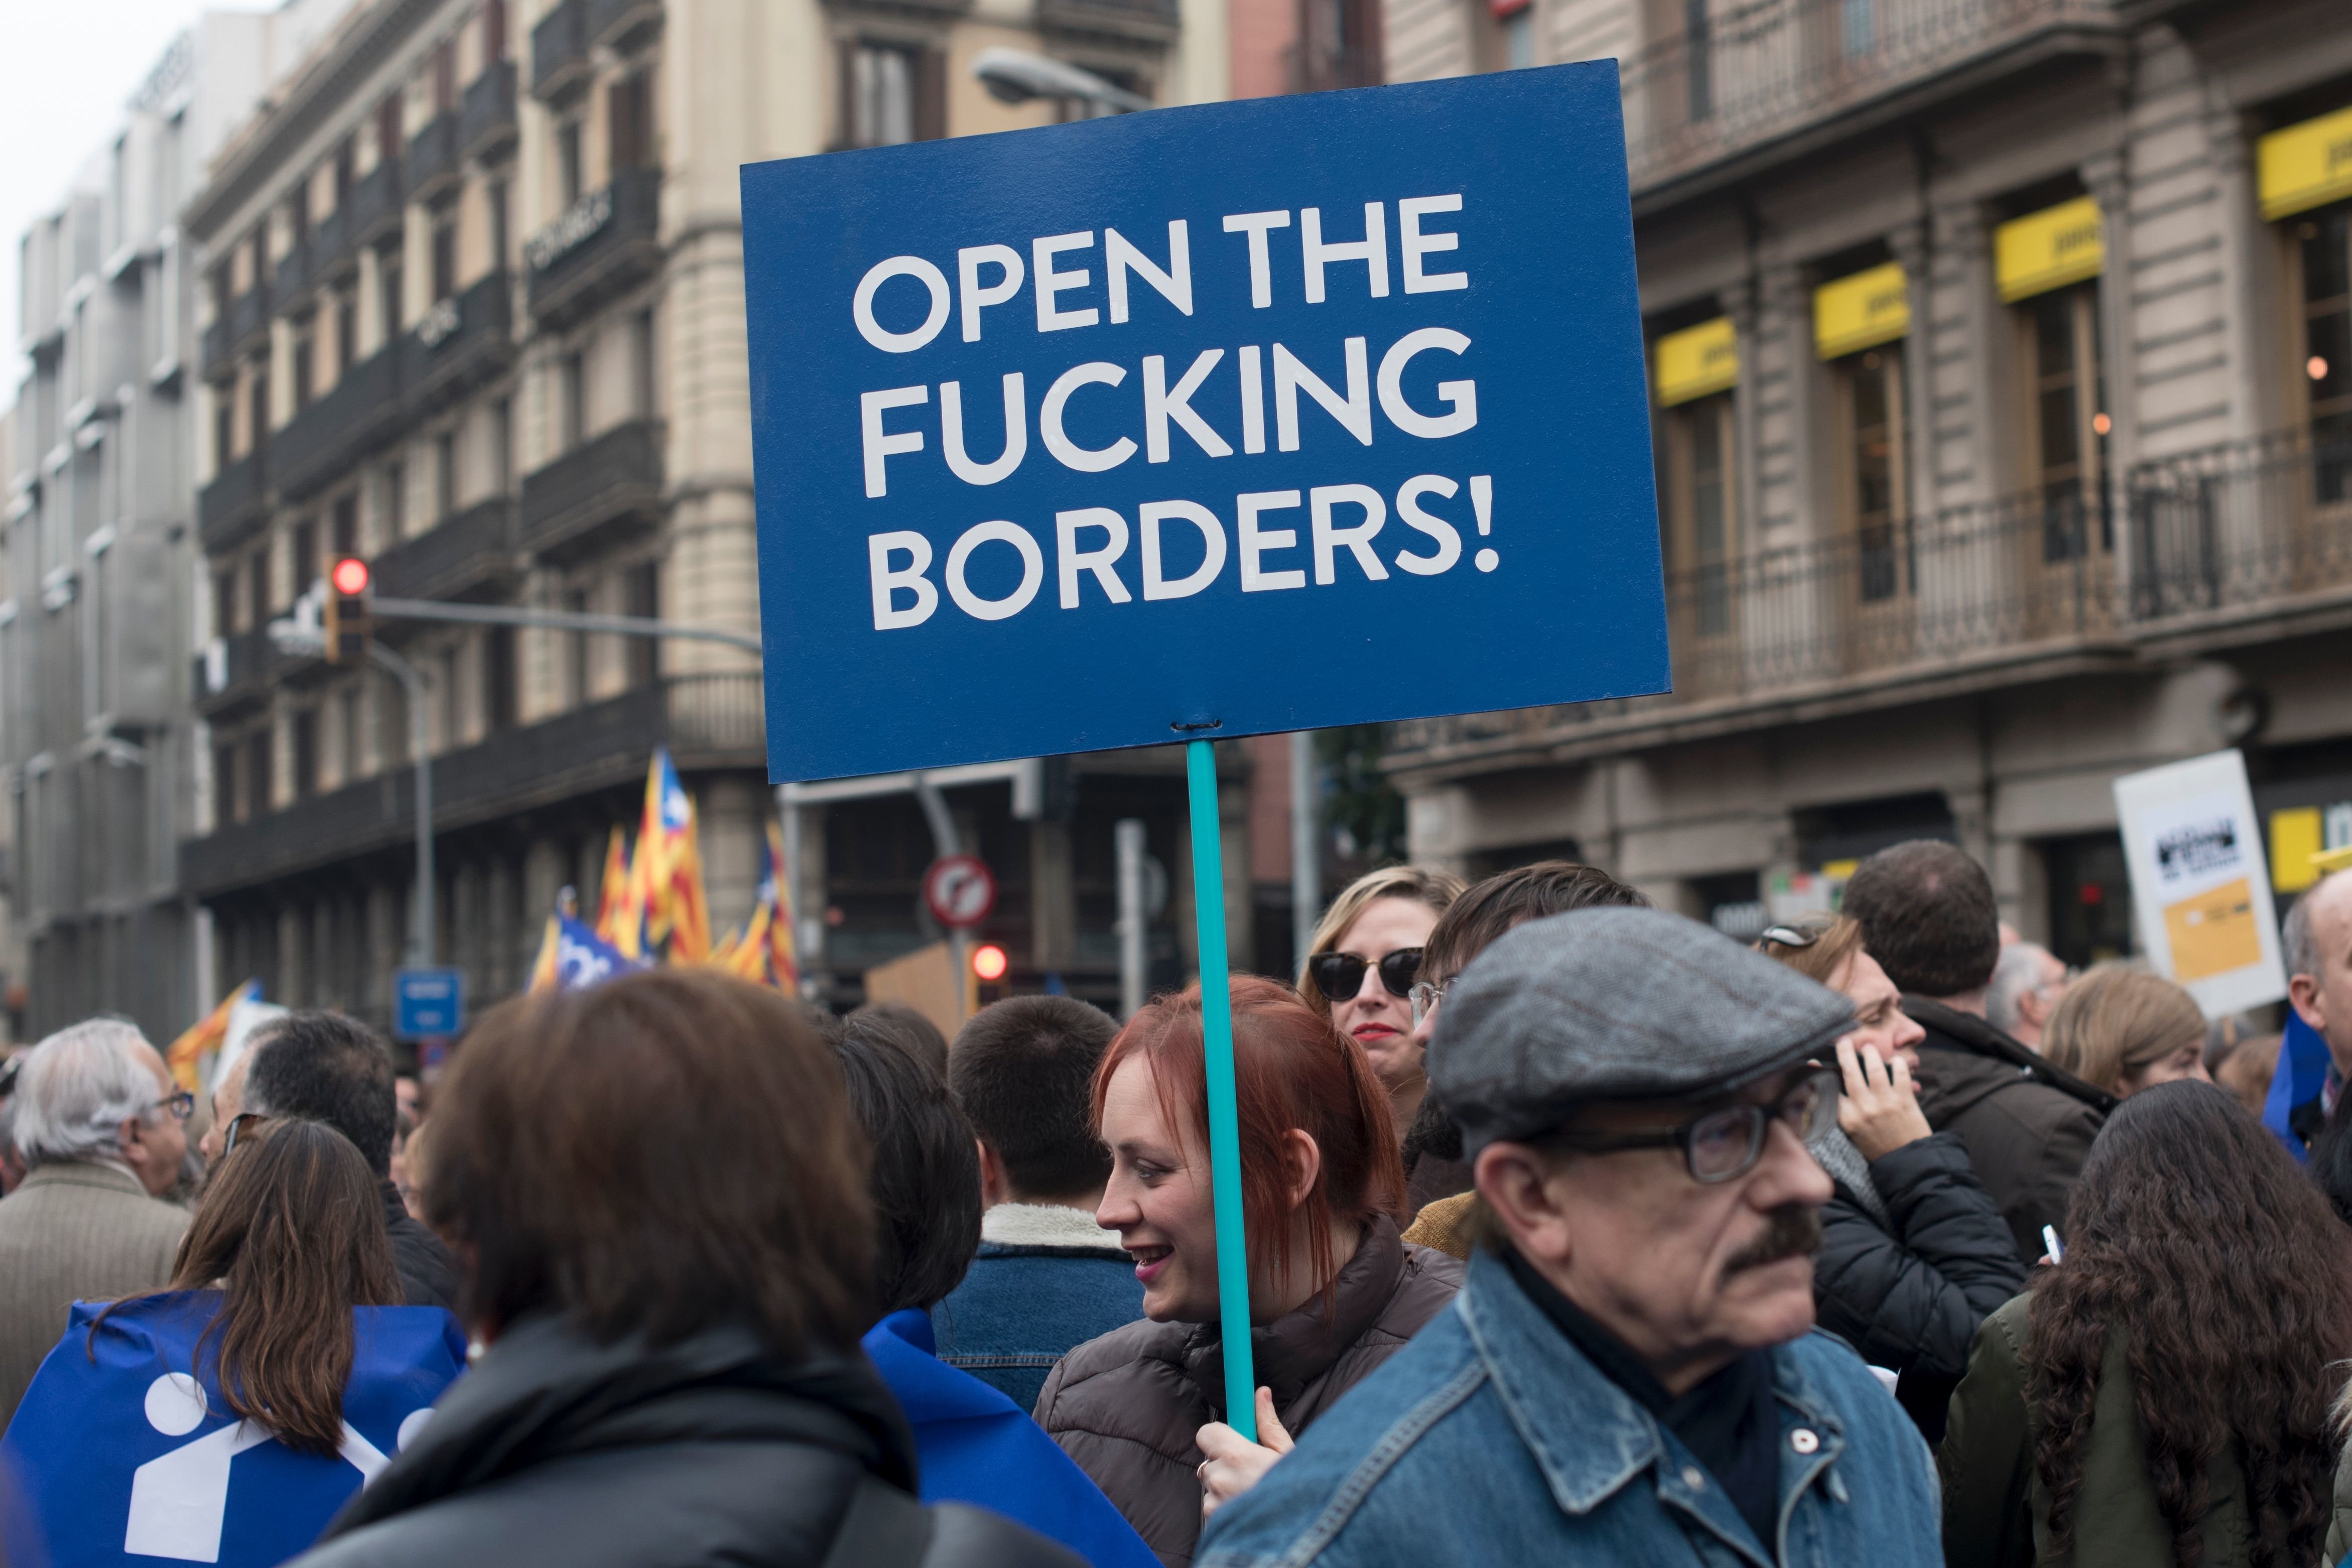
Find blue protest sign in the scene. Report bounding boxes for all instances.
[1,1293,465,1568]
[391,967,464,1040]
[742,63,1665,782]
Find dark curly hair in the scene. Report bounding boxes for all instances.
[2024,1082,2352,1568]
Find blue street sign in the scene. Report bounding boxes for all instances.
[391,967,464,1040]
[741,62,1666,783]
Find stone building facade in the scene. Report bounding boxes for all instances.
[175,0,1261,1031]
[1383,0,2352,960]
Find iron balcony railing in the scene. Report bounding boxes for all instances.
[269,240,314,318]
[518,417,664,558]
[406,111,462,205]
[1619,0,2114,196]
[460,60,518,161]
[274,346,402,502]
[402,271,515,417]
[1387,428,2352,762]
[1038,0,1180,41]
[344,160,404,250]
[588,0,663,52]
[524,165,662,327]
[180,674,764,897]
[189,624,293,717]
[228,285,268,354]
[370,496,518,603]
[198,448,268,551]
[531,0,591,102]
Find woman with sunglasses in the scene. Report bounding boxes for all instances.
[1297,868,1465,1145]
[1757,914,2025,1443]
[1036,978,1463,1566]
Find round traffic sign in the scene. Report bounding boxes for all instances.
[923,854,997,929]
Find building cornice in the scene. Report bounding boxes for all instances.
[184,0,442,241]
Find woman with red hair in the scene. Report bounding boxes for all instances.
[1034,978,1465,1567]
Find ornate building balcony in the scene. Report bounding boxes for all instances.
[531,0,591,103]
[523,166,661,329]
[460,60,518,162]
[274,347,402,502]
[406,112,462,205]
[371,497,519,603]
[402,272,514,418]
[198,449,267,552]
[1037,0,1178,44]
[180,674,764,897]
[518,417,663,562]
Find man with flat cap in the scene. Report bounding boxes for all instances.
[1197,908,1941,1568]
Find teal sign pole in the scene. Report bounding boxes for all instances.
[1186,738,1257,1441]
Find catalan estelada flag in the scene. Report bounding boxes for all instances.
[529,912,647,994]
[164,980,258,1092]
[590,826,632,948]
[639,749,711,964]
[763,819,802,993]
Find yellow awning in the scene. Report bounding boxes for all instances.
[1652,317,1738,407]
[2259,104,2352,222]
[1814,263,1909,360]
[1995,197,2104,303]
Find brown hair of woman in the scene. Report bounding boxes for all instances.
[104,1118,399,1456]
[2025,1082,2352,1568]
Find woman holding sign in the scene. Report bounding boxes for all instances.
[1035,979,1463,1567]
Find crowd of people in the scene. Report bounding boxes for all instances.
[2,837,2351,1566]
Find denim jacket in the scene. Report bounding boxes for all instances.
[1197,1250,1941,1568]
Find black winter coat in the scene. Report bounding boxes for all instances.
[379,1182,458,1313]
[1812,1131,2027,1441]
[288,1315,1081,1568]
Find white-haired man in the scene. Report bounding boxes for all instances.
[1985,942,2069,1050]
[0,1019,191,1425]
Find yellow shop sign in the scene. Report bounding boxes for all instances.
[1652,317,1738,406]
[2259,104,2352,222]
[1814,263,1909,360]
[1995,197,2104,303]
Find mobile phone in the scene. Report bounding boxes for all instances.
[2041,1225,2064,1263]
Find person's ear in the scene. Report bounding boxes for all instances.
[1474,1142,1575,1269]
[975,1140,1009,1208]
[2292,973,2328,1036]
[1279,1129,1323,1211]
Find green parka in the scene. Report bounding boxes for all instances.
[1938,1293,2254,1568]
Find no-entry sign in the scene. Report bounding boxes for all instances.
[923,854,998,929]
[742,63,1666,782]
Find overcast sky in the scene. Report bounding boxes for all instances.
[0,0,277,401]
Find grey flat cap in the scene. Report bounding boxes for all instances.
[1427,906,1855,1155]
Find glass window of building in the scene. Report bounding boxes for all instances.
[1815,261,1910,604]
[557,117,583,206]
[2258,102,2352,502]
[849,43,919,149]
[1650,315,1739,645]
[431,206,457,303]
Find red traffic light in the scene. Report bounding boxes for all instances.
[331,557,371,596]
[971,943,1008,981]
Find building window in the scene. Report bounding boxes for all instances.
[490,398,512,492]
[431,207,457,303]
[247,362,271,445]
[214,570,238,637]
[288,180,309,248]
[436,430,458,519]
[1502,3,1533,69]
[293,517,319,594]
[334,138,355,207]
[377,91,404,163]
[339,686,363,783]
[482,0,507,62]
[487,178,509,272]
[557,117,583,205]
[561,351,586,449]
[1661,393,1735,637]
[567,586,591,702]
[845,42,935,149]
[384,459,406,542]
[625,563,659,687]
[2021,283,2107,562]
[332,493,358,558]
[380,251,404,344]
[214,397,235,467]
[1837,346,1906,602]
[215,743,241,824]
[2297,204,2350,502]
[484,625,517,731]
[293,709,319,801]
[246,728,274,818]
[609,71,653,172]
[1682,0,1711,120]
[292,316,316,410]
[632,309,656,418]
[1839,0,1874,57]
[335,285,357,375]
[249,549,272,619]
[433,38,457,114]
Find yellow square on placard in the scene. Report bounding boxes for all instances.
[2163,877,2262,983]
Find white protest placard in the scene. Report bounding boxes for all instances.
[2112,749,2286,1017]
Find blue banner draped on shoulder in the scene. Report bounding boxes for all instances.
[0,1292,465,1568]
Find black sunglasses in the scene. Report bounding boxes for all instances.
[1308,948,1423,1003]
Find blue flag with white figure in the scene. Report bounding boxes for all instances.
[0,1292,465,1568]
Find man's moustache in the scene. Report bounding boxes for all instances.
[1725,1204,1823,1275]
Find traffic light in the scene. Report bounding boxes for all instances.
[971,943,1008,981]
[323,557,372,665]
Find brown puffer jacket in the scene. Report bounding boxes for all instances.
[1032,1217,1463,1568]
